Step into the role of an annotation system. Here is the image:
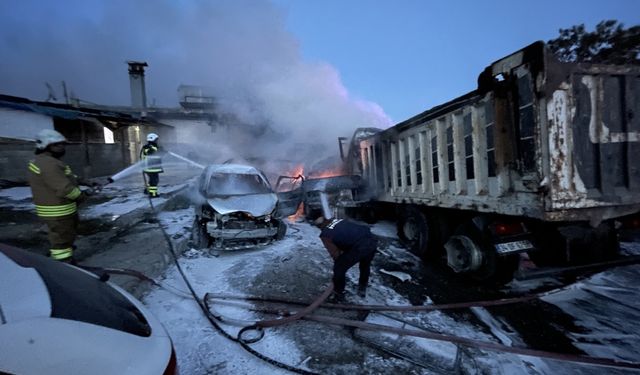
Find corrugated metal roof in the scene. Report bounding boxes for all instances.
[0,94,149,127]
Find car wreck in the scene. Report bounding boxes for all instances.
[275,173,364,220]
[192,164,293,251]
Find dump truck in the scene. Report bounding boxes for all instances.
[339,41,640,282]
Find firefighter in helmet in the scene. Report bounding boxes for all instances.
[140,133,163,197]
[27,129,84,263]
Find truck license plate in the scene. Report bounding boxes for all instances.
[495,240,533,254]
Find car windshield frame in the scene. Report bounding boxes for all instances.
[205,172,273,196]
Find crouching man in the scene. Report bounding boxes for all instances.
[312,215,378,300]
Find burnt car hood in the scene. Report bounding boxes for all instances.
[206,193,278,216]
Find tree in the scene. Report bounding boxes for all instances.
[547,20,640,65]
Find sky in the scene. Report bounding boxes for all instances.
[0,0,638,145]
[271,0,640,122]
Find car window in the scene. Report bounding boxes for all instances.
[207,173,272,196]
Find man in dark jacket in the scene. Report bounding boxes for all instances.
[313,216,378,299]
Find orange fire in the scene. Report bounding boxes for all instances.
[282,163,346,223]
[289,164,304,177]
[307,165,345,179]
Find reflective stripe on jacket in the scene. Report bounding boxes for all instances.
[27,152,81,218]
[50,247,73,260]
[140,143,163,173]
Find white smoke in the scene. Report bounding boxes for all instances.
[0,0,391,171]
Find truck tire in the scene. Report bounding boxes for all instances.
[448,222,519,284]
[397,206,435,259]
[192,217,210,249]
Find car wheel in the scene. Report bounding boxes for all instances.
[275,220,287,240]
[192,217,210,249]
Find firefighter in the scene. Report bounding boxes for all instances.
[313,215,378,300]
[140,133,163,198]
[27,129,84,263]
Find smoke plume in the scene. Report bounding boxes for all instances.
[0,0,391,173]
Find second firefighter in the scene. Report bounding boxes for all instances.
[141,132,163,198]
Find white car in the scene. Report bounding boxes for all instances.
[192,164,297,250]
[0,244,177,375]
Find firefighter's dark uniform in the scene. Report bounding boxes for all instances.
[140,142,163,197]
[319,218,378,295]
[27,152,82,261]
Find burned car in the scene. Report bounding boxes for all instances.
[275,174,364,221]
[192,164,295,250]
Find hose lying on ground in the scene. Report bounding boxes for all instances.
[82,258,640,371]
[144,193,321,375]
[204,293,640,371]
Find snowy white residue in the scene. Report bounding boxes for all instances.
[370,220,399,239]
[542,264,640,362]
[362,312,459,366]
[0,187,34,210]
[156,208,194,237]
[144,251,302,374]
[83,194,153,219]
[0,181,190,220]
[82,183,188,219]
[139,207,640,374]
[144,215,310,374]
[0,186,32,201]
[379,269,411,282]
[469,306,519,347]
[621,241,640,256]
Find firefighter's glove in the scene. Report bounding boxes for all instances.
[79,186,94,197]
[91,182,104,193]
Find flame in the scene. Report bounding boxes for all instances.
[307,165,345,179]
[276,164,304,193]
[281,163,345,223]
[279,164,305,223]
[289,164,304,178]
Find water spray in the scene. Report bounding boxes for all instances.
[107,151,205,184]
[167,151,205,170]
[319,192,333,220]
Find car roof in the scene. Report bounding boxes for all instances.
[205,164,262,175]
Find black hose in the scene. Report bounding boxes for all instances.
[145,191,319,374]
[204,293,640,370]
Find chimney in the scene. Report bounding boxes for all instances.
[127,61,148,109]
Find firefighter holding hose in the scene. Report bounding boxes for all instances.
[27,129,87,263]
[140,133,163,198]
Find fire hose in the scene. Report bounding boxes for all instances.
[236,284,334,344]
[203,292,640,371]
[82,257,640,371]
[140,185,320,375]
